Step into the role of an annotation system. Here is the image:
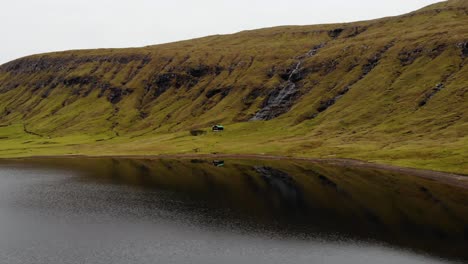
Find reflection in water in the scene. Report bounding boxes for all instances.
[254,166,306,215]
[1,157,468,263]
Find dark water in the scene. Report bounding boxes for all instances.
[0,158,467,264]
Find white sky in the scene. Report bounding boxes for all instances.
[0,0,443,64]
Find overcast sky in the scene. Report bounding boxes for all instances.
[0,0,443,64]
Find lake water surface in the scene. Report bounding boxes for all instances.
[0,158,467,264]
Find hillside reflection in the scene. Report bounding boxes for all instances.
[8,157,468,262]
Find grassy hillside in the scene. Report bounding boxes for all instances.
[0,0,467,173]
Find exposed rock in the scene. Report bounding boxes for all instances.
[146,72,197,98]
[323,59,340,75]
[419,83,445,107]
[41,88,53,99]
[306,59,339,76]
[253,41,330,121]
[242,88,264,107]
[306,43,326,57]
[344,26,368,38]
[214,65,224,75]
[227,63,237,75]
[139,111,149,119]
[0,54,151,74]
[399,47,424,66]
[346,58,360,72]
[328,28,344,39]
[205,87,232,99]
[267,66,276,78]
[323,42,393,108]
[312,42,394,117]
[251,82,299,120]
[279,62,304,82]
[31,76,57,92]
[107,88,133,104]
[251,61,304,120]
[363,41,394,75]
[3,108,11,116]
[316,99,333,113]
[187,65,211,78]
[362,55,381,75]
[121,55,152,85]
[459,41,468,58]
[63,75,98,86]
[154,73,176,92]
[428,44,447,58]
[144,65,218,99]
[0,82,20,93]
[23,73,135,104]
[97,82,111,97]
[317,86,350,113]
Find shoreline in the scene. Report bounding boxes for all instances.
[3,153,468,190]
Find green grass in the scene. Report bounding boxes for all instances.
[0,120,466,174]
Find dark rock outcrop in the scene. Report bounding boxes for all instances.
[345,26,368,38]
[419,83,445,107]
[313,42,394,116]
[399,47,424,66]
[305,43,326,57]
[317,85,350,113]
[252,41,330,121]
[251,81,300,120]
[429,44,447,58]
[278,62,305,82]
[107,88,133,104]
[63,76,98,86]
[205,87,231,99]
[328,28,344,39]
[267,66,277,78]
[252,61,303,120]
[187,65,211,78]
[146,72,197,98]
[459,41,468,58]
[0,54,150,74]
[242,88,264,108]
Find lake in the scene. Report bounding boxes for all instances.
[0,158,467,264]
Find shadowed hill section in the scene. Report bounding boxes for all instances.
[0,0,467,173]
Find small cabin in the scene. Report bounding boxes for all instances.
[212,160,225,167]
[212,124,224,132]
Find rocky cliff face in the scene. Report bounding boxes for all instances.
[0,1,467,140]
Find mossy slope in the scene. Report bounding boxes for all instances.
[0,0,467,173]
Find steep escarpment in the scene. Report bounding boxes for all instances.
[0,1,467,173]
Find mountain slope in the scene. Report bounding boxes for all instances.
[0,0,467,173]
